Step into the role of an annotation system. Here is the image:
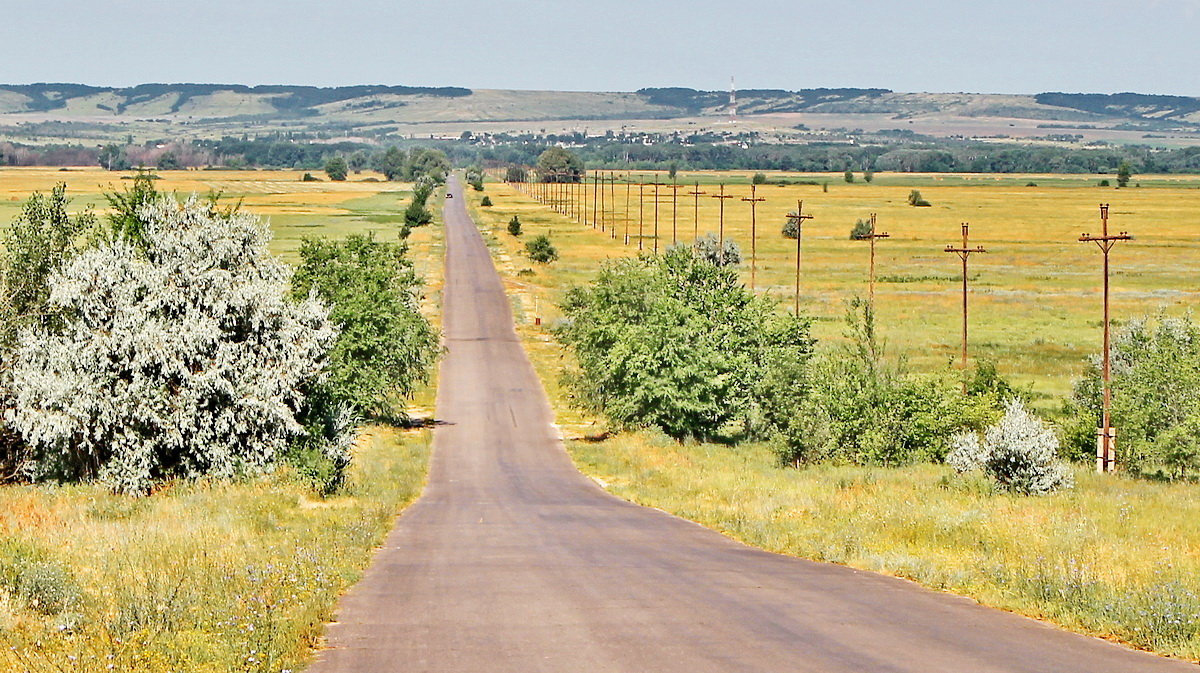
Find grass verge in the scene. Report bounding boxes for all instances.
[0,426,430,672]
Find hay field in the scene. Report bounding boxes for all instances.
[473,172,1200,400]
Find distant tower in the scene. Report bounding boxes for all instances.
[729,76,737,123]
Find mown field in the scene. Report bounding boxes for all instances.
[478,170,1200,400]
[0,167,441,672]
[464,173,1200,661]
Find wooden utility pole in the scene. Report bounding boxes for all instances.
[711,184,734,248]
[791,200,813,315]
[669,177,680,245]
[649,180,665,253]
[741,184,766,291]
[1080,204,1132,473]
[856,213,890,304]
[609,172,618,239]
[688,182,706,241]
[591,172,600,229]
[623,176,632,245]
[637,179,646,251]
[943,223,986,394]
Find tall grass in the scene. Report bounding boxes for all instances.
[0,426,430,672]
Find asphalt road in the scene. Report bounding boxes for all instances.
[308,177,1193,672]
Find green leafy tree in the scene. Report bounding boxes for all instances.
[348,151,369,173]
[844,169,855,183]
[375,147,407,181]
[155,151,181,170]
[536,147,584,183]
[1117,160,1133,188]
[556,246,813,441]
[404,200,433,228]
[525,234,557,263]
[505,166,528,183]
[850,218,872,240]
[292,234,439,419]
[98,144,129,171]
[1,184,96,343]
[751,172,767,185]
[407,148,450,183]
[863,169,875,183]
[325,156,349,182]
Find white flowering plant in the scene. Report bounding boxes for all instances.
[947,399,1073,495]
[7,196,336,494]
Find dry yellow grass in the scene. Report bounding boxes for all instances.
[471,172,1200,400]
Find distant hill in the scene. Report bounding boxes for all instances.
[3,83,1200,149]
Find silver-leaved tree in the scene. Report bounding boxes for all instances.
[8,196,336,494]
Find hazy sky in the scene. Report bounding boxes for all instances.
[4,0,1198,95]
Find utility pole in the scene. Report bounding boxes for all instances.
[741,184,766,291]
[857,213,890,304]
[1080,204,1132,473]
[944,223,986,394]
[688,182,706,241]
[791,200,813,315]
[599,170,606,233]
[669,176,680,245]
[711,183,734,248]
[623,175,632,245]
[649,180,665,254]
[591,172,600,229]
[609,172,618,240]
[637,179,646,251]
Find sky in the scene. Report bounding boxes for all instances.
[3,0,1198,96]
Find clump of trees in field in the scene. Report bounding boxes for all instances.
[0,175,438,495]
[556,246,811,441]
[554,246,1073,491]
[535,148,584,182]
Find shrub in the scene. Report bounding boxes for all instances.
[481,195,493,207]
[291,234,439,420]
[863,169,874,183]
[1067,314,1200,478]
[950,400,1073,494]
[689,233,740,267]
[907,189,931,206]
[782,210,809,239]
[556,246,813,441]
[1098,179,1111,187]
[507,215,522,236]
[8,196,336,494]
[525,234,557,263]
[751,172,768,185]
[1025,181,1038,187]
[849,218,872,240]
[844,169,855,183]
[302,172,321,182]
[0,542,80,616]
[773,299,1000,466]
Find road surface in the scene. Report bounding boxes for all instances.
[308,177,1192,672]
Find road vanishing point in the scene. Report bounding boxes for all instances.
[308,177,1192,673]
